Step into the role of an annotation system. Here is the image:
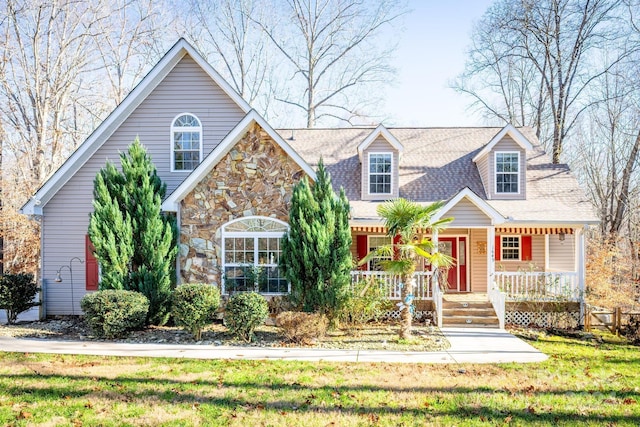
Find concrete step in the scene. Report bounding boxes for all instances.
[443,308,496,316]
[442,315,500,327]
[442,301,493,310]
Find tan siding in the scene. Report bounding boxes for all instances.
[41,54,246,315]
[361,136,399,200]
[476,155,489,198]
[470,229,488,292]
[446,198,492,227]
[489,136,526,200]
[548,234,576,271]
[495,234,544,272]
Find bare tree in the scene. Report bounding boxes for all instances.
[254,0,404,127]
[180,0,275,114]
[454,0,630,163]
[91,0,166,107]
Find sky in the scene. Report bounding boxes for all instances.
[382,0,495,127]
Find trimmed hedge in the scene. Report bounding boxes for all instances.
[171,284,220,340]
[0,273,40,325]
[80,290,149,338]
[224,292,268,342]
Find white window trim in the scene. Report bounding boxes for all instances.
[171,112,203,172]
[368,235,393,270]
[494,151,520,195]
[368,152,393,196]
[500,235,521,261]
[221,216,289,295]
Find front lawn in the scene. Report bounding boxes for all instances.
[0,332,638,426]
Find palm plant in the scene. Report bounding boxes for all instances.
[361,198,453,339]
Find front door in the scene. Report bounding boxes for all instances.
[438,236,468,292]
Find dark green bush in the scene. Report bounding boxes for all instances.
[224,292,268,342]
[276,311,328,345]
[171,284,220,340]
[0,273,40,324]
[80,290,149,338]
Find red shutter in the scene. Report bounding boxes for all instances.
[393,234,401,260]
[522,235,532,261]
[356,235,368,271]
[494,235,501,261]
[85,235,99,291]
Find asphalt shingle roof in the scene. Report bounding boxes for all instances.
[277,127,598,224]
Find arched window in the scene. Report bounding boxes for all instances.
[221,216,289,295]
[171,113,202,171]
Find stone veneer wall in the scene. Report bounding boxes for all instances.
[179,123,306,285]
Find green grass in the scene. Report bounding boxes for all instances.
[0,332,638,426]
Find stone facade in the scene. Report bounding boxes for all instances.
[179,123,306,285]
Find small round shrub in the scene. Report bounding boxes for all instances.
[224,292,268,342]
[80,290,149,339]
[276,311,328,345]
[171,284,221,340]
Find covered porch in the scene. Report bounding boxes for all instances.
[349,224,587,328]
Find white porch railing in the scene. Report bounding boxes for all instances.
[488,284,506,329]
[494,271,581,302]
[350,271,433,300]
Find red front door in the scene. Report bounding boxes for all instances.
[438,236,468,292]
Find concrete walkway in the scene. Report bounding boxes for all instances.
[0,327,547,364]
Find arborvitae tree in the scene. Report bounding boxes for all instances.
[88,163,133,290]
[89,138,177,325]
[281,159,352,321]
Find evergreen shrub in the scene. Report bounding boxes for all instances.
[0,273,40,324]
[276,311,328,344]
[171,284,220,340]
[224,292,268,342]
[80,290,148,338]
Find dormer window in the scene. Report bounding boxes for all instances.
[171,113,202,171]
[369,152,392,195]
[495,152,519,194]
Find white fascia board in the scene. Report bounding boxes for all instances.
[20,38,250,216]
[357,124,404,162]
[472,124,534,163]
[162,110,317,212]
[433,187,506,224]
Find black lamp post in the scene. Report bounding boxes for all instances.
[55,257,84,316]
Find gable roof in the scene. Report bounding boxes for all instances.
[280,126,598,223]
[357,124,404,161]
[21,38,250,216]
[432,187,505,224]
[471,124,533,163]
[161,110,316,211]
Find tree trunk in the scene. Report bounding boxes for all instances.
[399,272,415,340]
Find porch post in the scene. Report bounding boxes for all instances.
[577,226,586,329]
[487,226,495,296]
[432,230,439,289]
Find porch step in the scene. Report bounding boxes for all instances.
[441,315,500,327]
[441,295,500,328]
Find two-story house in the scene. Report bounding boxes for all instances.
[20,39,598,328]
